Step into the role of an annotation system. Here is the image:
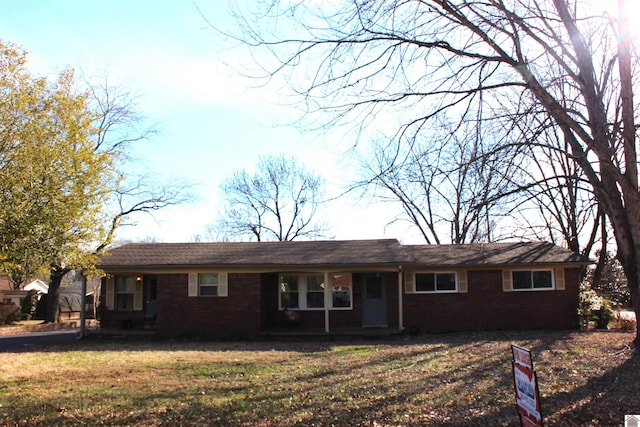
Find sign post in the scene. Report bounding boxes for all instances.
[511,345,543,427]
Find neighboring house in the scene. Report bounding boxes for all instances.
[1,289,29,308]
[0,279,47,308]
[97,239,590,339]
[0,277,22,307]
[0,275,96,319]
[24,279,49,294]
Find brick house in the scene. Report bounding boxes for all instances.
[97,239,589,338]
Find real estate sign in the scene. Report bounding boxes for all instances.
[511,345,543,427]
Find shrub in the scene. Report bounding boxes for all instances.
[585,252,630,308]
[21,289,39,319]
[578,281,598,329]
[579,281,615,329]
[0,303,21,325]
[592,298,615,329]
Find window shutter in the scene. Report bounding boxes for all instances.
[105,277,115,310]
[555,268,565,290]
[457,270,468,293]
[502,270,512,292]
[188,273,198,297]
[218,273,228,297]
[133,279,143,310]
[404,272,415,293]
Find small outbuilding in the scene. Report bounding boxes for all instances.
[97,239,589,339]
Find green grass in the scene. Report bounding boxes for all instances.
[0,330,636,425]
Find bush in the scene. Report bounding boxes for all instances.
[21,289,38,318]
[586,253,630,308]
[579,281,615,329]
[592,298,615,329]
[0,303,21,325]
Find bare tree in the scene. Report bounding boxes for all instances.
[44,78,192,323]
[227,1,640,342]
[507,123,601,254]
[358,120,520,243]
[88,76,193,250]
[214,153,326,241]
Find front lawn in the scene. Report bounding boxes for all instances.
[0,330,636,426]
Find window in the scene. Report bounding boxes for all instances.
[280,274,299,309]
[279,273,352,310]
[199,273,219,296]
[116,276,138,310]
[306,274,325,308]
[188,273,228,297]
[512,270,554,290]
[331,273,352,308]
[415,272,457,293]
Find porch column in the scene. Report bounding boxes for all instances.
[398,268,404,331]
[79,272,87,339]
[324,272,330,333]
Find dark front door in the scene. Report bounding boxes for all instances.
[143,276,157,323]
[362,275,387,327]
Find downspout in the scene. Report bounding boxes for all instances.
[324,272,330,333]
[398,266,404,332]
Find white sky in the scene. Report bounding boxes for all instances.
[0,0,420,243]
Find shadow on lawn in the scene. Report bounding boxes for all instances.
[154,335,525,426]
[424,352,639,427]
[6,330,636,426]
[59,328,580,353]
[539,349,640,425]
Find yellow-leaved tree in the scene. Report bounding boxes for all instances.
[0,41,115,321]
[0,40,190,322]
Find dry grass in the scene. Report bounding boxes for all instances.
[0,330,637,426]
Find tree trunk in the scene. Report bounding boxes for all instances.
[616,0,640,347]
[632,283,640,347]
[45,265,69,323]
[617,252,640,347]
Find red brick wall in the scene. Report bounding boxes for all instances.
[155,273,263,339]
[402,268,581,333]
[100,267,580,338]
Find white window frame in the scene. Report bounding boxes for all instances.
[413,271,458,293]
[330,273,352,310]
[305,274,325,309]
[279,272,353,310]
[511,269,555,291]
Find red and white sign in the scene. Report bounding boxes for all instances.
[512,345,533,369]
[512,345,543,427]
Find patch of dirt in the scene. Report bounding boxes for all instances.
[0,319,97,336]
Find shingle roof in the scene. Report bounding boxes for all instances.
[98,239,409,269]
[406,241,590,268]
[98,239,590,271]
